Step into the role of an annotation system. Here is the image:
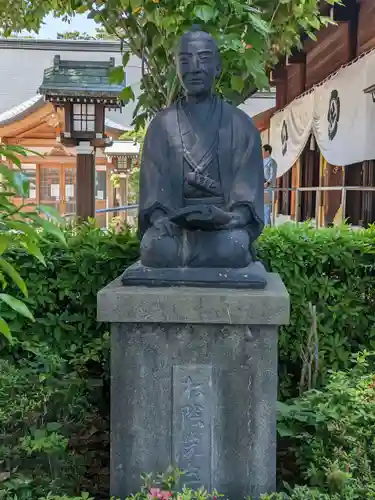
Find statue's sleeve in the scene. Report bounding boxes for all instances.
[138,115,171,238]
[229,112,265,241]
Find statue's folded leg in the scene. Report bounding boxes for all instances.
[185,229,251,268]
[140,226,181,268]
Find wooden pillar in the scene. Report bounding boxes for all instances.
[323,161,344,226]
[345,162,362,225]
[106,164,114,228]
[276,80,287,110]
[76,141,95,220]
[119,176,128,223]
[317,154,325,227]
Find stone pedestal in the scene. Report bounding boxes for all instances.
[97,274,289,500]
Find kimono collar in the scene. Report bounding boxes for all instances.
[177,96,222,173]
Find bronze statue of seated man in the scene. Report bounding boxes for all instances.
[122,26,267,288]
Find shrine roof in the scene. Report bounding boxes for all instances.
[0,95,44,126]
[38,56,124,99]
[0,95,127,133]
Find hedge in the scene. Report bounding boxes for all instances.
[0,222,374,498]
[257,223,375,398]
[4,222,375,396]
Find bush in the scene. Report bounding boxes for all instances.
[1,222,375,498]
[0,144,66,341]
[257,223,375,398]
[1,223,139,355]
[0,356,88,499]
[0,224,138,499]
[277,352,375,496]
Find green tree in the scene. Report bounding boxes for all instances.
[57,30,95,40]
[56,27,116,40]
[0,0,340,128]
[96,0,339,128]
[94,26,118,40]
[0,0,73,36]
[118,127,146,201]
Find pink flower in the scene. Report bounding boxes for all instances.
[149,488,161,499]
[148,488,172,500]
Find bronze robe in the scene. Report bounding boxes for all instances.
[139,97,264,244]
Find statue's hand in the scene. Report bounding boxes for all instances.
[217,208,250,230]
[152,216,177,238]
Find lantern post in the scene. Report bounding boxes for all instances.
[39,56,124,220]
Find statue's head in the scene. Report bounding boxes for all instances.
[175,26,221,97]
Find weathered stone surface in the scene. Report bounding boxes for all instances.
[97,273,289,325]
[121,260,268,289]
[98,276,290,500]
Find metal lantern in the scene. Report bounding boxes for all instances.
[39,55,124,148]
[38,55,125,220]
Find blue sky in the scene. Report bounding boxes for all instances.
[30,13,98,39]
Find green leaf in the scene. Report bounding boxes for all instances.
[109,65,125,84]
[0,258,27,297]
[0,150,21,167]
[0,235,8,255]
[243,5,261,13]
[0,293,34,321]
[247,13,270,36]
[277,423,295,437]
[309,16,321,30]
[119,86,135,104]
[47,422,62,431]
[231,75,244,93]
[21,238,46,265]
[4,144,28,156]
[193,5,218,22]
[0,164,18,187]
[6,220,39,238]
[29,214,66,246]
[122,51,130,67]
[306,31,318,41]
[0,316,12,342]
[0,164,29,196]
[38,204,63,222]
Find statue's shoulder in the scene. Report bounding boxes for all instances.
[148,104,178,130]
[221,100,259,136]
[222,100,257,128]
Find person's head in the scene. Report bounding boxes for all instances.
[263,144,272,159]
[175,26,221,97]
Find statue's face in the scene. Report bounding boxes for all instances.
[176,34,219,96]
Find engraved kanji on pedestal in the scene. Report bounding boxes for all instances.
[172,365,213,490]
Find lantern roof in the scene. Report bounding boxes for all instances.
[38,56,124,101]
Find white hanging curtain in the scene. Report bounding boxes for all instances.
[270,91,314,178]
[313,49,375,166]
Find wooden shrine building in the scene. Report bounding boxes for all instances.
[255,0,375,227]
[0,57,139,226]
